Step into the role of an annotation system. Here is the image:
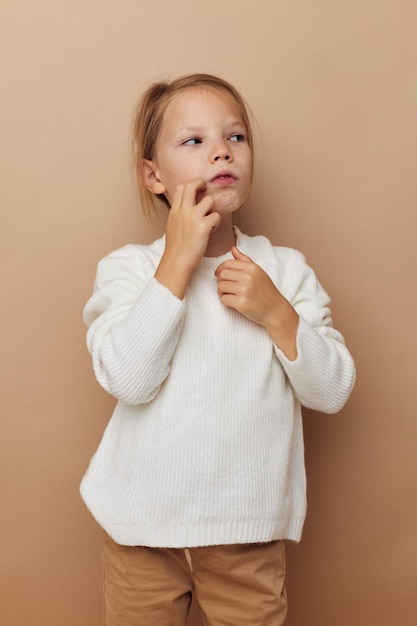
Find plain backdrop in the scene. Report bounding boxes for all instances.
[1,1,416,625]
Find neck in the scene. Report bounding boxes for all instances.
[204,218,236,257]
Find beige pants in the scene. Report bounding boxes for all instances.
[102,532,287,625]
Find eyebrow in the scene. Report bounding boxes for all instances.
[177,121,246,134]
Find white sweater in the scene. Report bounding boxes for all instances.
[81,228,355,547]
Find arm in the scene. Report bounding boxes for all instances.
[215,246,299,359]
[84,248,185,405]
[215,246,355,413]
[276,317,355,413]
[84,179,220,405]
[273,250,356,413]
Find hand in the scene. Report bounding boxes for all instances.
[155,179,220,299]
[165,179,220,268]
[215,246,299,359]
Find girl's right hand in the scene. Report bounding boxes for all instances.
[154,179,220,299]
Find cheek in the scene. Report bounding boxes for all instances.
[165,156,194,182]
[245,149,253,172]
[157,167,177,198]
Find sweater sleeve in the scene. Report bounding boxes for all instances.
[273,249,356,414]
[83,247,185,405]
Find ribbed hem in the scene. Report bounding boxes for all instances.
[96,516,306,548]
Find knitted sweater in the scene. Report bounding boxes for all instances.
[81,228,355,547]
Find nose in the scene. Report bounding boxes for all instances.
[214,153,231,161]
[212,141,232,162]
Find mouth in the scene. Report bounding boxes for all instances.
[210,171,237,185]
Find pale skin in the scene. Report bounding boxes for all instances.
[142,88,299,360]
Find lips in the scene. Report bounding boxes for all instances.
[210,171,237,184]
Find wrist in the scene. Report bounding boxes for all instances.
[264,304,299,361]
[154,250,195,300]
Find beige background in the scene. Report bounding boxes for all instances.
[1,1,416,624]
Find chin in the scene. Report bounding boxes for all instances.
[213,191,241,212]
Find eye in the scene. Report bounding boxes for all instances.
[229,133,245,142]
[182,137,202,146]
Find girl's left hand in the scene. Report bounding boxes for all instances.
[215,246,299,359]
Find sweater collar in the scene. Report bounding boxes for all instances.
[194,226,248,275]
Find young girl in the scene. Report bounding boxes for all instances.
[81,73,355,625]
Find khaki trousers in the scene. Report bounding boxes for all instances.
[102,532,287,625]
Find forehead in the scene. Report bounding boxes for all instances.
[162,86,245,128]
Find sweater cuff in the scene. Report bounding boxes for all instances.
[274,316,315,366]
[274,316,355,413]
[131,276,186,332]
[150,276,184,305]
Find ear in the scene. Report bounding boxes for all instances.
[141,159,166,195]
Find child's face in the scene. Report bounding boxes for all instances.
[145,87,253,216]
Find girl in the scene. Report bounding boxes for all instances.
[81,73,355,625]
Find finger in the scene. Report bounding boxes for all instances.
[203,209,220,231]
[170,182,185,209]
[181,180,216,218]
[215,268,241,283]
[214,259,250,276]
[181,178,207,206]
[170,179,206,211]
[231,246,252,262]
[197,194,215,216]
[218,293,242,312]
[217,280,239,296]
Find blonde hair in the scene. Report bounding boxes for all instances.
[132,73,254,222]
